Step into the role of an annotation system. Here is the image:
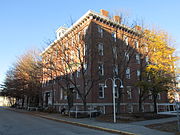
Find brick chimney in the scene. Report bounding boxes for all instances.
[113,16,121,23]
[134,25,142,31]
[100,9,109,17]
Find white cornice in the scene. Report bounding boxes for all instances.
[40,10,140,56]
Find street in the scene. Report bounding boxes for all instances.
[0,107,115,135]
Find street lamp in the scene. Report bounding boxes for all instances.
[104,77,123,123]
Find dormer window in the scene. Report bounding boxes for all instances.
[56,26,68,39]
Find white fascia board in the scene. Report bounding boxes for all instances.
[40,10,93,56]
[40,10,139,56]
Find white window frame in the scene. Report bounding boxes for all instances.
[98,43,104,56]
[135,40,139,48]
[136,54,140,64]
[127,86,132,99]
[78,33,81,42]
[157,93,161,100]
[125,52,129,61]
[76,69,80,78]
[127,104,133,113]
[64,91,67,100]
[60,88,63,100]
[112,32,116,42]
[84,44,87,56]
[84,26,88,35]
[126,67,131,79]
[149,91,152,100]
[145,56,149,64]
[113,47,117,59]
[137,69,140,79]
[138,87,141,95]
[98,63,104,76]
[114,64,118,75]
[83,63,87,70]
[124,36,128,45]
[98,83,105,98]
[115,87,119,98]
[76,91,80,99]
[98,26,103,38]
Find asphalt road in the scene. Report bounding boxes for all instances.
[0,107,115,135]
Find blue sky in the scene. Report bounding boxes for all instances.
[0,0,180,84]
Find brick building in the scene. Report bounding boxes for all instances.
[41,10,168,114]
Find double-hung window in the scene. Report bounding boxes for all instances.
[137,70,140,80]
[127,86,132,99]
[112,32,116,42]
[99,83,105,98]
[98,63,104,76]
[136,54,140,64]
[98,26,103,38]
[126,67,131,79]
[98,43,103,56]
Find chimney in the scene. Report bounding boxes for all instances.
[113,16,121,23]
[134,25,142,31]
[100,9,109,17]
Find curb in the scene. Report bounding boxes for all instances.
[6,108,137,135]
[35,114,137,135]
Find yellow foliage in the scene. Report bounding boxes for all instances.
[144,29,176,74]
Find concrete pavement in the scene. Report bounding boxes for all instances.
[5,107,176,135]
[0,107,117,135]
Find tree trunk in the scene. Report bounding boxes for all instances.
[153,94,157,113]
[138,96,143,112]
[83,100,87,111]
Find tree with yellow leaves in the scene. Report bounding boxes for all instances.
[137,29,177,113]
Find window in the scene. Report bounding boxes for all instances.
[127,104,133,113]
[145,56,149,64]
[98,26,103,38]
[137,70,140,80]
[126,67,131,79]
[56,49,59,56]
[115,87,119,98]
[84,26,88,35]
[70,50,74,60]
[64,91,67,100]
[149,91,152,100]
[138,87,141,95]
[84,44,87,56]
[136,54,140,64]
[70,73,73,79]
[157,93,161,100]
[76,91,80,99]
[113,47,117,59]
[124,36,128,45]
[113,64,118,75]
[99,84,104,98]
[144,46,148,52]
[98,43,103,56]
[125,52,129,61]
[135,40,139,48]
[127,87,132,99]
[112,32,116,42]
[78,33,81,42]
[98,63,104,76]
[76,69,80,78]
[83,63,87,70]
[60,88,63,100]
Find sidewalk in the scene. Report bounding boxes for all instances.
[8,108,175,135]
